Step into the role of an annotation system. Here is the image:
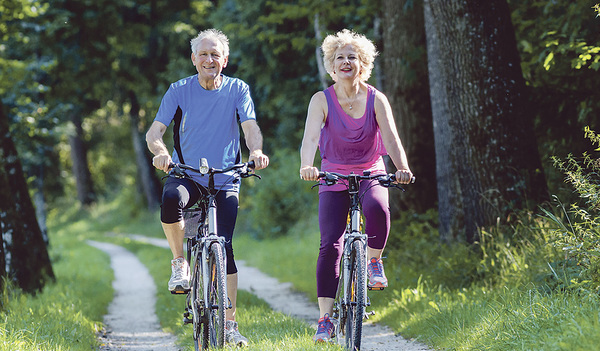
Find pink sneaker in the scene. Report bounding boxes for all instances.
[313,313,334,342]
[367,257,388,289]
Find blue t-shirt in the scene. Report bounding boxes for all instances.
[154,74,256,191]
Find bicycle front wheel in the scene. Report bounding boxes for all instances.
[345,239,366,350]
[191,252,202,351]
[202,242,227,349]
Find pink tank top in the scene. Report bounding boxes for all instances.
[318,84,387,192]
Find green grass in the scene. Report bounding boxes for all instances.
[117,237,343,350]
[0,210,113,351]
[234,207,600,350]
[6,182,600,350]
[0,191,343,350]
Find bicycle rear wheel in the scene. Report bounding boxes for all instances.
[202,242,227,349]
[345,239,366,350]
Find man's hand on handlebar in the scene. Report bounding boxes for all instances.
[299,165,320,181]
[152,154,172,173]
[249,151,269,170]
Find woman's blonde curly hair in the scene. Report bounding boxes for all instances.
[321,29,378,82]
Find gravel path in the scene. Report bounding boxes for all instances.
[88,240,180,351]
[89,235,432,350]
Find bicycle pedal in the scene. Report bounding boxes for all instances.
[368,286,385,291]
[170,286,190,294]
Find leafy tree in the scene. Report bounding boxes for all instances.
[208,0,381,151]
[0,101,54,293]
[1,0,63,241]
[425,0,549,243]
[508,1,600,197]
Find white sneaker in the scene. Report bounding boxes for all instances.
[225,320,248,347]
[168,257,190,291]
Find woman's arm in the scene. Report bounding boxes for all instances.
[374,91,413,183]
[299,91,328,181]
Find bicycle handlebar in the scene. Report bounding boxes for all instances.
[168,159,259,179]
[317,171,415,188]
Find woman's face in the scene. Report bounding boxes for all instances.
[333,44,361,81]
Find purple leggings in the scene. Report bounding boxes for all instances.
[316,180,390,298]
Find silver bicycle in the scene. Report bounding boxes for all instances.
[168,158,258,350]
[315,170,412,350]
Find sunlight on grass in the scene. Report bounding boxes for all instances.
[0,224,113,350]
[119,239,342,350]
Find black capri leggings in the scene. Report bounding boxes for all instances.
[161,177,240,275]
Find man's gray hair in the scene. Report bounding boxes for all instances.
[190,28,230,57]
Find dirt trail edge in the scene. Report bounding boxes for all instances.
[236,260,431,351]
[88,240,180,351]
[94,234,432,351]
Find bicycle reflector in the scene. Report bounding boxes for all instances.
[199,158,209,174]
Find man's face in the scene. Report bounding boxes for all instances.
[191,38,228,81]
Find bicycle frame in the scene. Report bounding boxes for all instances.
[315,170,411,350]
[337,175,369,312]
[170,159,257,351]
[332,174,369,349]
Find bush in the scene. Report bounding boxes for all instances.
[543,127,600,293]
[239,148,318,239]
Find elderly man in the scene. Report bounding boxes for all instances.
[146,28,269,346]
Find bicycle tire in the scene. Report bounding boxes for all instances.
[191,250,203,351]
[202,242,227,349]
[345,239,366,350]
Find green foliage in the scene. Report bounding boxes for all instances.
[542,128,600,293]
[0,224,112,350]
[230,201,600,350]
[509,0,600,166]
[208,0,381,151]
[239,148,318,239]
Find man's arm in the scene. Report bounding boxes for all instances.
[241,120,269,170]
[146,120,171,173]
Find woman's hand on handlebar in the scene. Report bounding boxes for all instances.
[299,165,320,181]
[152,154,172,173]
[394,169,414,184]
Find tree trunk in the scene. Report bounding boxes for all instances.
[0,102,54,293]
[381,0,437,215]
[424,0,463,241]
[425,0,549,243]
[32,168,49,246]
[314,13,328,90]
[128,91,162,210]
[69,111,95,206]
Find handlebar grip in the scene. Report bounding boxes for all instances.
[248,160,256,169]
[388,174,416,183]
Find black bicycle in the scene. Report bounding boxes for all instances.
[168,158,258,351]
[314,170,412,351]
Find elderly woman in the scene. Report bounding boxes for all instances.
[299,29,413,342]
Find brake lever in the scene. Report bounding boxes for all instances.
[240,170,261,179]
